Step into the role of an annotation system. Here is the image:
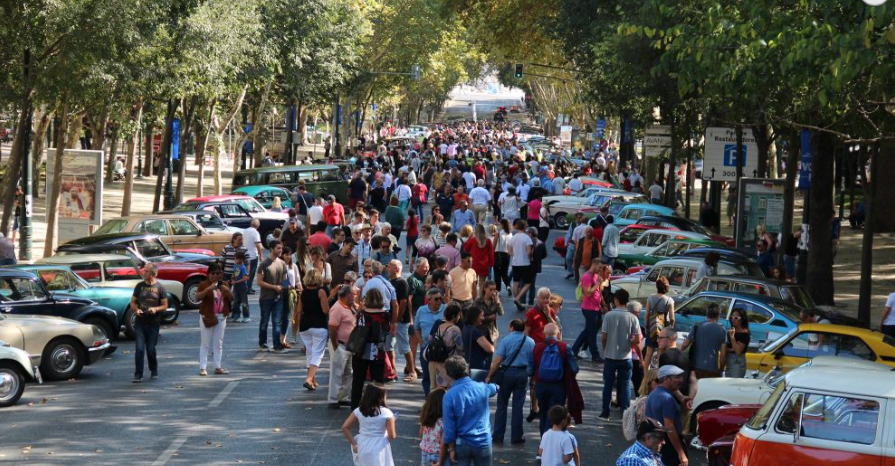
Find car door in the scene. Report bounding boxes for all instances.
[0,277,62,318]
[676,295,733,333]
[69,262,105,284]
[216,204,252,229]
[636,266,665,300]
[168,218,204,250]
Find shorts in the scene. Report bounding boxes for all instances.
[512,265,533,284]
[385,334,396,352]
[395,323,411,355]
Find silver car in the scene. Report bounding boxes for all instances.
[0,341,41,407]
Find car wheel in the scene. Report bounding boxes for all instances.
[184,278,203,309]
[85,317,115,342]
[161,296,181,325]
[0,363,26,407]
[554,213,569,229]
[40,338,85,381]
[612,265,627,275]
[691,400,728,436]
[124,308,137,339]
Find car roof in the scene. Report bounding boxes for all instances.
[0,268,40,279]
[702,274,792,286]
[159,209,222,217]
[622,203,669,210]
[39,254,134,264]
[638,214,690,224]
[108,214,191,222]
[786,364,895,398]
[681,247,753,259]
[59,232,160,246]
[186,195,253,203]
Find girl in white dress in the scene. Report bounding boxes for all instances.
[341,384,396,466]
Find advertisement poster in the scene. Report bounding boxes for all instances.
[46,149,104,242]
[736,178,785,251]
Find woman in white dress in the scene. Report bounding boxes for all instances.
[341,384,396,466]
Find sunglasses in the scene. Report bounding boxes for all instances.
[731,316,742,320]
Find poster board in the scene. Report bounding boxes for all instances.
[736,177,785,251]
[46,149,104,243]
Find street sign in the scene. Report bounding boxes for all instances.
[596,117,606,139]
[702,127,760,182]
[560,125,573,144]
[644,125,671,158]
[799,129,812,190]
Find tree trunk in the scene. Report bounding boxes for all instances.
[857,144,880,327]
[121,101,143,217]
[873,142,895,232]
[298,102,308,145]
[753,124,769,178]
[31,108,51,200]
[806,131,836,306]
[44,101,70,258]
[106,124,120,183]
[144,123,154,177]
[89,107,110,154]
[154,100,178,212]
[0,106,29,235]
[779,129,800,266]
[195,100,216,198]
[175,97,198,205]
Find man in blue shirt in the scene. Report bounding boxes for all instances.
[646,365,687,466]
[441,355,498,466]
[451,200,477,233]
[756,239,774,276]
[415,288,446,396]
[486,319,535,445]
[616,419,667,466]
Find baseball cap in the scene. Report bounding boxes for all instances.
[657,365,684,379]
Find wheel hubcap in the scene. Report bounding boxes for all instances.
[0,369,19,400]
[51,344,77,373]
[188,285,198,305]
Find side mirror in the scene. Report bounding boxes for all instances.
[773,348,785,360]
[679,308,689,316]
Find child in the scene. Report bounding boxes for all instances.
[230,251,249,323]
[419,388,445,466]
[539,405,580,466]
[341,384,396,466]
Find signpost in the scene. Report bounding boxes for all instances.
[644,125,671,158]
[702,127,760,182]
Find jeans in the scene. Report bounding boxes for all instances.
[328,344,353,404]
[350,356,385,410]
[526,272,538,305]
[421,451,439,466]
[134,319,160,377]
[420,346,431,397]
[232,282,249,319]
[454,441,492,466]
[572,309,602,360]
[247,258,259,293]
[416,203,425,222]
[601,358,633,417]
[535,380,567,435]
[258,298,284,350]
[564,242,576,273]
[493,367,528,442]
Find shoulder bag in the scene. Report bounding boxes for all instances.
[492,337,526,385]
[345,312,370,357]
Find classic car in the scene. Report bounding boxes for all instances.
[617,227,713,256]
[677,275,816,309]
[613,238,725,273]
[15,264,179,338]
[732,365,895,466]
[611,257,765,302]
[57,233,217,267]
[0,281,113,380]
[37,254,188,314]
[0,269,119,343]
[679,247,756,263]
[172,195,287,242]
[0,341,41,407]
[579,193,652,220]
[746,323,895,375]
[92,215,232,255]
[612,203,678,228]
[160,209,242,233]
[635,215,735,247]
[546,189,649,228]
[691,356,892,449]
[232,185,295,210]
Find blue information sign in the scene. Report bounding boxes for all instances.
[171,118,180,161]
[799,129,812,190]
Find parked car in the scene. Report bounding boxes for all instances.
[231,165,348,203]
[161,209,241,234]
[0,269,119,344]
[15,264,178,339]
[0,279,113,380]
[613,238,725,273]
[612,203,678,228]
[91,215,232,255]
[57,233,217,267]
[172,195,287,243]
[232,185,294,210]
[746,323,895,375]
[617,227,713,256]
[37,254,188,314]
[635,215,735,247]
[678,275,816,309]
[611,257,765,302]
[731,364,895,465]
[0,341,42,407]
[547,190,649,228]
[679,247,756,263]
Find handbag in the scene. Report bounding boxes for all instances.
[346,312,370,356]
[493,337,526,385]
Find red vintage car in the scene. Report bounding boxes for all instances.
[695,403,761,450]
[706,434,736,466]
[618,224,665,244]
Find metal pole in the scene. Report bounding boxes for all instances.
[164,130,174,210]
[734,124,744,249]
[19,49,33,261]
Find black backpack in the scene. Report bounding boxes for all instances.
[425,326,452,363]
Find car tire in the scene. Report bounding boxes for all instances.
[161,296,181,325]
[691,400,728,436]
[0,363,26,408]
[85,317,115,342]
[612,265,627,275]
[554,213,569,229]
[184,278,203,309]
[40,338,85,381]
[124,308,137,339]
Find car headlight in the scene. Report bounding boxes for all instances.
[91,325,109,345]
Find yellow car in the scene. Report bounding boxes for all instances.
[745,323,895,375]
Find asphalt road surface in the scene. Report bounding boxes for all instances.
[0,227,707,466]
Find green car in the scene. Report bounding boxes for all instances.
[232,164,349,204]
[613,238,725,273]
[232,185,295,210]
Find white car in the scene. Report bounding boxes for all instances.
[610,257,763,302]
[617,228,714,256]
[0,341,41,407]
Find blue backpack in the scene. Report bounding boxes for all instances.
[538,341,565,382]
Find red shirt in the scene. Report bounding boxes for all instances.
[525,306,557,345]
[308,232,332,251]
[462,237,494,277]
[323,202,345,226]
[472,165,486,181]
[452,193,469,211]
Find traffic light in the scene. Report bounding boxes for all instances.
[514,63,523,78]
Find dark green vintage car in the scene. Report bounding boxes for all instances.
[232,185,295,210]
[613,238,725,273]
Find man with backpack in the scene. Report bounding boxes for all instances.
[599,289,642,420]
[531,323,579,435]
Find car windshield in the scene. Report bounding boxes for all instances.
[95,219,129,235]
[779,286,816,309]
[760,327,799,352]
[769,301,804,321]
[746,379,787,430]
[192,213,226,230]
[683,220,711,236]
[133,238,172,258]
[235,198,266,213]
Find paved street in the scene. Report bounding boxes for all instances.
[0,228,673,466]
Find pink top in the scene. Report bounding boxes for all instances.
[419,418,443,454]
[528,199,542,221]
[328,302,356,343]
[580,272,602,311]
[212,290,224,314]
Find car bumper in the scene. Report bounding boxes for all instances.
[32,366,43,384]
[87,342,115,365]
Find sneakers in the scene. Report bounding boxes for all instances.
[241,317,251,323]
[132,376,142,383]
[151,372,158,379]
[214,368,230,375]
[259,344,269,351]
[199,369,208,376]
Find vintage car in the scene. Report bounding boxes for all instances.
[612,203,678,228]
[92,215,232,255]
[635,215,734,247]
[610,257,765,302]
[161,209,242,233]
[232,185,295,210]
[746,323,895,375]
[679,247,756,263]
[613,238,725,273]
[617,227,714,256]
[37,254,188,314]
[172,195,287,242]
[546,189,649,228]
[0,341,42,407]
[57,233,217,268]
[15,264,178,338]
[0,269,119,343]
[677,275,816,309]
[0,278,113,381]
[731,365,895,465]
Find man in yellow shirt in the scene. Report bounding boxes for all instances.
[449,251,478,308]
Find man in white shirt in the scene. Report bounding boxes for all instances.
[602,215,620,268]
[468,179,492,224]
[243,219,264,295]
[648,181,664,203]
[568,174,583,195]
[508,219,534,311]
[462,170,477,191]
[308,198,324,226]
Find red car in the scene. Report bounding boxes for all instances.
[695,404,761,451]
[706,434,736,466]
[101,258,208,309]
